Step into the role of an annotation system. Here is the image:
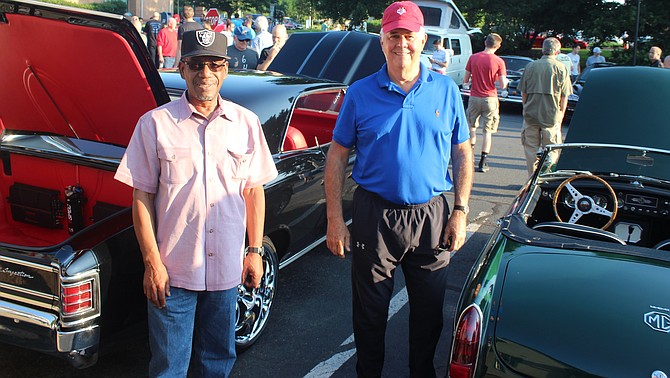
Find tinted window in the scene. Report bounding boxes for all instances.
[424,34,443,54]
[449,12,461,29]
[503,57,532,72]
[451,39,461,56]
[419,6,442,27]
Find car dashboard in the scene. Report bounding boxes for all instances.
[527,177,670,250]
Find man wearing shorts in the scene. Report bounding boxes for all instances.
[463,33,507,172]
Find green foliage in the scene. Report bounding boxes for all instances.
[39,0,127,14]
[367,19,381,34]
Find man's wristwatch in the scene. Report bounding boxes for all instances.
[245,246,265,257]
[453,205,470,215]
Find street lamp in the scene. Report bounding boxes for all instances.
[632,0,640,65]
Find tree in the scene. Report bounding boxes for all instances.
[458,0,623,53]
[315,0,386,26]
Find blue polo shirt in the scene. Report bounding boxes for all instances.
[333,64,469,205]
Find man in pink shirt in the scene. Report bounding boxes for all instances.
[156,17,178,68]
[463,33,508,172]
[115,30,277,376]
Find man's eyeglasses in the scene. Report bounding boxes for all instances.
[182,60,227,72]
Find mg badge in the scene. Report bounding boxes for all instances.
[644,311,670,333]
[652,370,668,378]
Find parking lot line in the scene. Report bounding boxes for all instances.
[304,223,482,377]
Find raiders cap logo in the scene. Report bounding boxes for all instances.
[195,30,215,47]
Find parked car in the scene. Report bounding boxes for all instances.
[449,66,670,377]
[567,62,616,113]
[282,17,303,30]
[460,55,533,105]
[0,0,385,368]
[529,32,588,49]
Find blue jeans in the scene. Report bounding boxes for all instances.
[162,56,176,69]
[147,287,237,377]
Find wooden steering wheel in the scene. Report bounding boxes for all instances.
[553,174,618,230]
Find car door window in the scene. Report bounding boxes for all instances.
[451,39,461,56]
[284,89,345,152]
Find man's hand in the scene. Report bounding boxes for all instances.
[143,260,170,308]
[442,209,467,252]
[242,252,264,289]
[326,217,350,258]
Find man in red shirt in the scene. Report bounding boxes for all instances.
[156,17,178,68]
[463,33,508,172]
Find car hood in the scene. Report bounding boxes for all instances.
[0,0,170,147]
[565,66,670,150]
[267,31,386,86]
[494,251,670,376]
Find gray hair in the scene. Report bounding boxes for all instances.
[542,37,561,55]
[255,15,269,31]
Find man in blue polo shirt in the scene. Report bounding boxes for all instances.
[324,2,473,376]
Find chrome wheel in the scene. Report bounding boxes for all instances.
[235,237,278,349]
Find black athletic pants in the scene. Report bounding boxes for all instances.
[351,187,451,378]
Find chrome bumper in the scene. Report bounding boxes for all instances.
[0,298,99,352]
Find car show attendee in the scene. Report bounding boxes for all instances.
[649,46,663,67]
[257,24,288,70]
[324,2,473,376]
[586,46,606,67]
[518,37,572,175]
[251,15,273,57]
[567,45,581,81]
[221,19,234,46]
[664,55,670,68]
[243,15,256,40]
[228,25,259,69]
[174,5,203,67]
[428,38,448,74]
[463,33,507,173]
[556,51,573,74]
[114,29,278,377]
[131,16,147,46]
[143,12,163,68]
[156,17,178,69]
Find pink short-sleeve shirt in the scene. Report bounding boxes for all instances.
[114,93,278,291]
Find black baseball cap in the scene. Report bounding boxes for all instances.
[181,30,230,60]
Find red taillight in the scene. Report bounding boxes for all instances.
[62,280,94,315]
[449,305,482,378]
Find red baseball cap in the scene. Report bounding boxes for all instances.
[382,1,424,33]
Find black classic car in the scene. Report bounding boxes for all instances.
[449,67,670,377]
[0,0,384,368]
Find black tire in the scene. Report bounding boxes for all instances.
[235,236,278,349]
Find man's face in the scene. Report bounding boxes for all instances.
[168,18,177,28]
[573,46,580,54]
[235,37,250,51]
[273,27,288,48]
[179,57,228,103]
[380,29,427,71]
[649,48,660,60]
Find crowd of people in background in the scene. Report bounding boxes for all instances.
[127,7,294,71]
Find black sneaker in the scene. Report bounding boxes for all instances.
[477,162,489,172]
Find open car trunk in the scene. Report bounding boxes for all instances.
[0,2,168,248]
[494,252,670,376]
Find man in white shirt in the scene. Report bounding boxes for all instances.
[428,39,448,75]
[251,15,272,57]
[567,46,581,81]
